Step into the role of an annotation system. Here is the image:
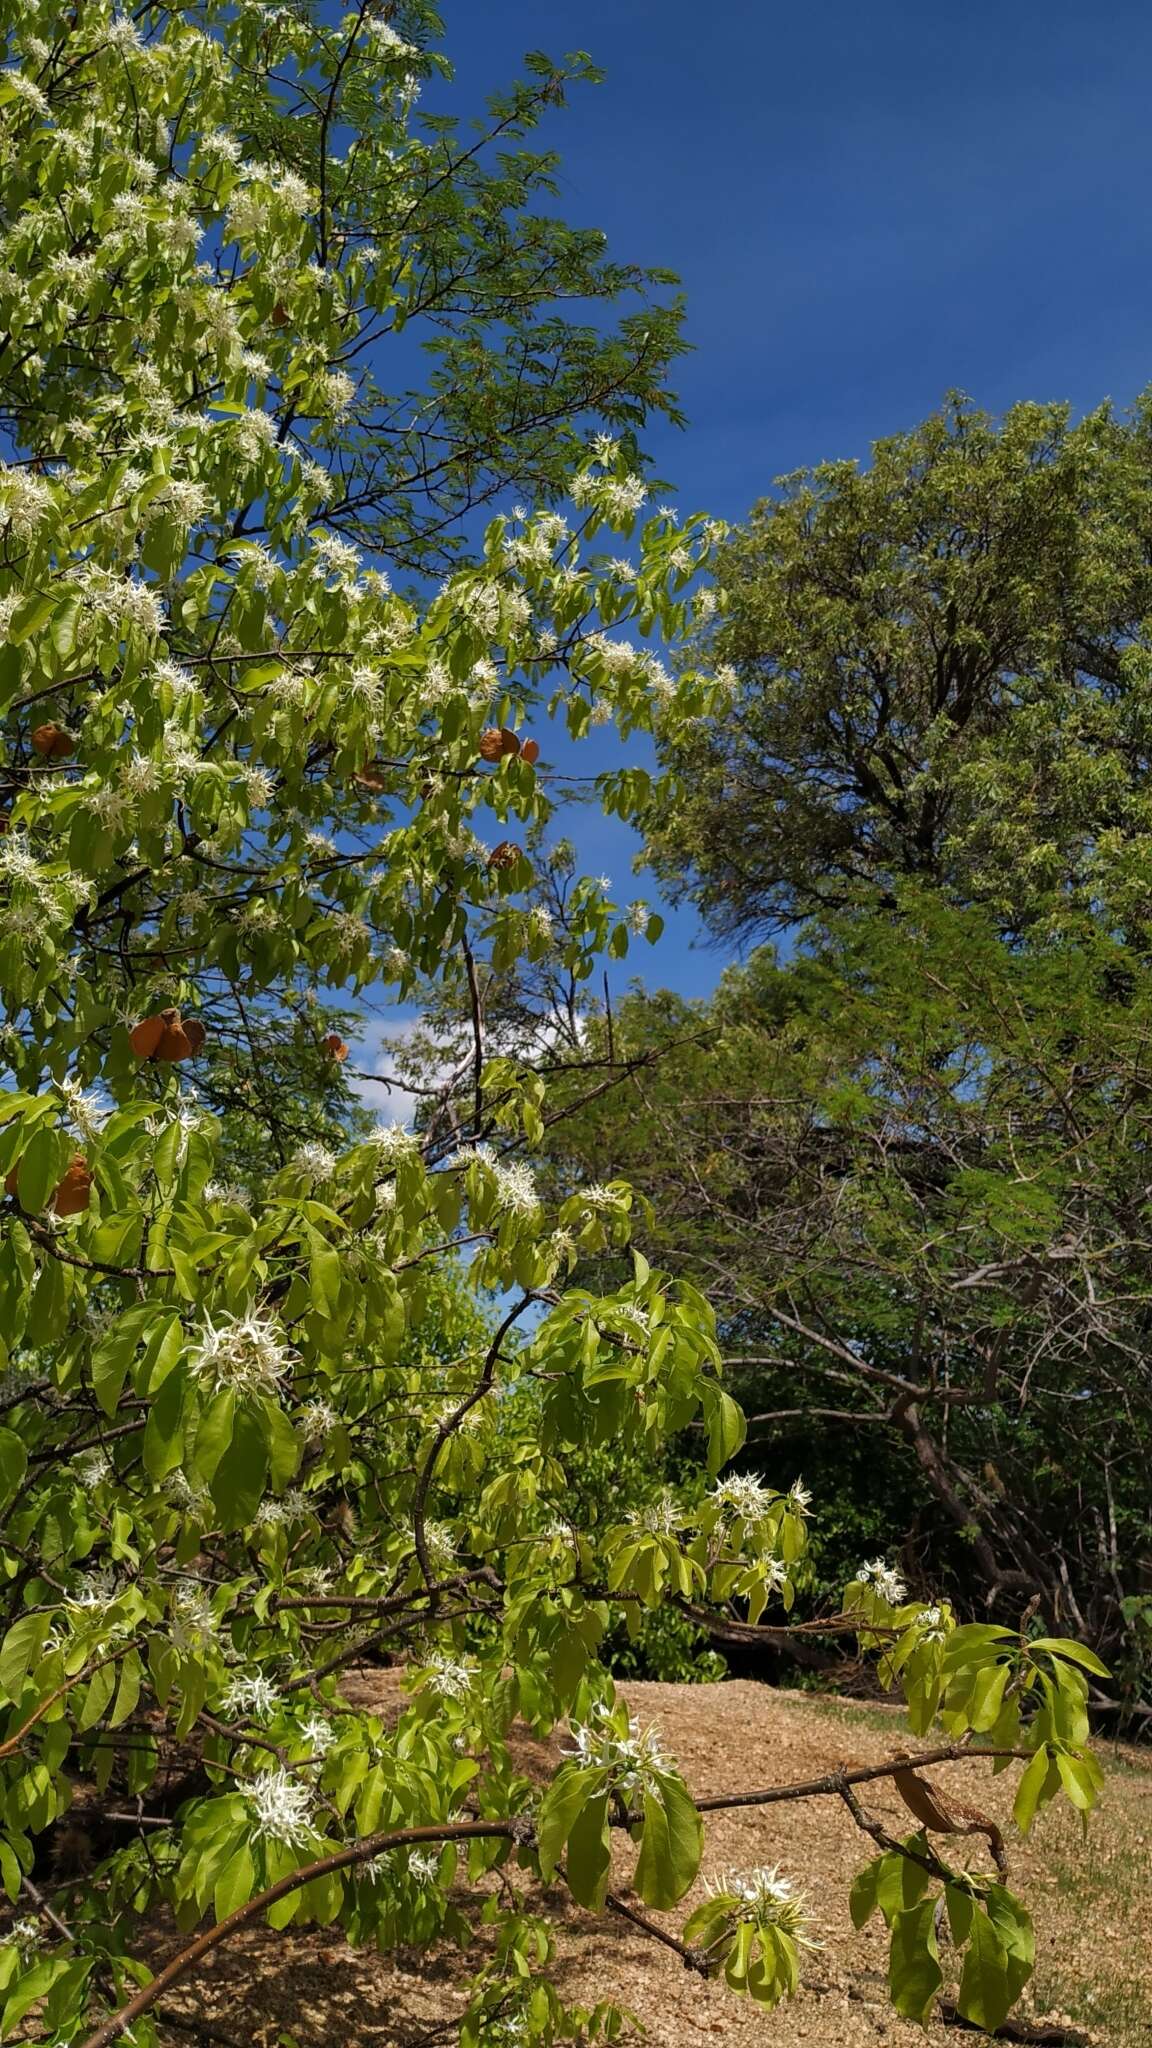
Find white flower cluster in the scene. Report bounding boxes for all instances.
[189,1311,292,1395]
[569,471,648,519]
[8,1917,41,1958]
[171,1582,216,1651]
[290,1140,338,1183]
[577,1182,625,1212]
[627,1491,683,1536]
[423,1652,475,1702]
[66,1567,126,1617]
[74,561,166,638]
[565,1703,669,1797]
[423,1521,456,1574]
[300,1713,336,1757]
[255,1488,311,1528]
[0,462,55,537]
[913,1603,949,1644]
[711,1473,775,1520]
[704,1863,815,1941]
[299,1397,337,1444]
[74,1449,112,1487]
[222,1672,282,1721]
[856,1558,908,1606]
[452,1143,539,1216]
[244,1767,315,1848]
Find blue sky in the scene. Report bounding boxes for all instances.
[423,1,1152,1003]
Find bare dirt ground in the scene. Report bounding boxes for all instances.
[150,1677,1152,2048]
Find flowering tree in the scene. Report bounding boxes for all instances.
[0,3,1107,2043]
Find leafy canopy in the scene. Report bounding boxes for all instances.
[645,394,1152,938]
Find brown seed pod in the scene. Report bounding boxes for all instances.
[30,723,75,760]
[52,1156,92,1217]
[4,1162,19,1198]
[129,1007,204,1062]
[270,303,291,328]
[520,738,540,766]
[479,727,520,762]
[323,1033,349,1062]
[353,762,389,792]
[487,840,523,872]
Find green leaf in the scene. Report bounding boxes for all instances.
[875,1840,931,1926]
[1013,1746,1058,1835]
[849,1854,883,1930]
[143,1364,187,1481]
[633,1773,702,1909]
[0,1842,21,1904]
[16,1126,64,1216]
[192,1389,237,1484]
[888,1899,942,2025]
[0,1433,27,1513]
[1055,1749,1100,1813]
[565,1791,611,1911]
[214,1841,254,1921]
[0,1615,50,1704]
[537,1765,604,1880]
[983,1885,1035,2005]
[210,1402,268,1528]
[945,1883,974,1946]
[956,1902,1015,2033]
[308,1229,342,1320]
[109,1652,142,1730]
[702,1383,746,1475]
[1030,1637,1111,1679]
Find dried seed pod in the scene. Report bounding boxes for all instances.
[129,1007,204,1062]
[479,727,520,762]
[30,723,75,760]
[353,762,389,792]
[520,739,540,766]
[323,1033,349,1062]
[487,840,522,871]
[52,1156,92,1217]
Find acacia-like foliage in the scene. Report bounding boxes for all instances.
[0,6,1104,2044]
[645,394,1152,939]
[531,907,1152,1695]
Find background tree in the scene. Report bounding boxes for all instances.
[644,395,1152,941]
[539,911,1152,1705]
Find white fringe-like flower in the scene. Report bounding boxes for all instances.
[423,1652,474,1702]
[627,1491,682,1536]
[171,1583,216,1651]
[244,1767,315,1847]
[422,1521,456,1573]
[300,1714,335,1757]
[704,1864,817,1943]
[565,1703,669,1796]
[299,1398,337,1444]
[222,1672,282,1721]
[0,463,54,536]
[788,1478,812,1514]
[712,1473,775,1520]
[856,1558,908,1606]
[290,1141,337,1183]
[189,1311,291,1396]
[913,1603,949,1643]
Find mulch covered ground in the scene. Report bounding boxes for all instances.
[140,1676,1152,2048]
